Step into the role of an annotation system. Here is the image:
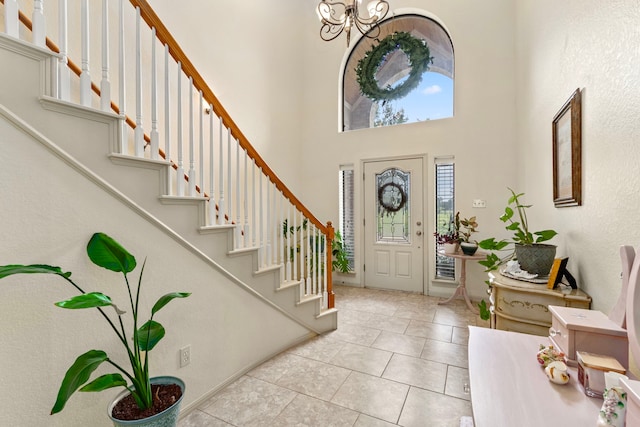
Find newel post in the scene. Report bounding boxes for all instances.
[326,221,335,309]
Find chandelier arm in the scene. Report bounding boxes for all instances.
[319,22,348,42]
[317,1,348,26]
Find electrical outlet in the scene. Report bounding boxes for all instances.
[472,199,487,208]
[179,345,191,367]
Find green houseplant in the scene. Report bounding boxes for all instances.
[0,232,190,425]
[478,188,557,273]
[476,189,557,320]
[457,212,479,255]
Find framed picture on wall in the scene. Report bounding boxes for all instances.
[552,88,582,207]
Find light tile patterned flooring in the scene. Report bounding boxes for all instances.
[179,285,489,427]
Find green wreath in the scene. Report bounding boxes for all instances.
[356,31,433,102]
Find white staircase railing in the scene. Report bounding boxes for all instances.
[0,0,335,310]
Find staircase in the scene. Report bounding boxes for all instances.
[0,0,337,334]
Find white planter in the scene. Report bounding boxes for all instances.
[108,376,185,427]
[443,242,458,254]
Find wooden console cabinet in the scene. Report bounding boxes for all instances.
[489,272,591,336]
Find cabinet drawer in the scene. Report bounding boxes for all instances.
[494,288,554,325]
[549,315,569,355]
[495,313,550,336]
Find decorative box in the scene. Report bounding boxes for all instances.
[576,351,625,398]
[548,305,628,367]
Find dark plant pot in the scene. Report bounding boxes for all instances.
[460,242,478,256]
[108,376,185,427]
[515,243,556,275]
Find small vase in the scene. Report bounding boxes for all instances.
[460,242,478,256]
[443,242,458,254]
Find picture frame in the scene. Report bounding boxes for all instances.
[552,88,582,207]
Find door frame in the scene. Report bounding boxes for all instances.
[360,154,429,294]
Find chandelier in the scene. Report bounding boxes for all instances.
[317,0,390,47]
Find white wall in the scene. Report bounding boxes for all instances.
[0,115,310,426]
[298,0,518,297]
[148,0,308,196]
[515,0,640,312]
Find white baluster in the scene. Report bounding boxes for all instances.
[227,128,232,234]
[176,63,184,196]
[208,108,216,225]
[217,119,225,225]
[100,0,110,112]
[4,0,18,38]
[259,171,264,265]
[280,192,285,267]
[80,0,91,107]
[286,203,291,281]
[301,214,307,294]
[235,141,240,246]
[134,7,144,156]
[117,0,126,151]
[293,208,298,283]
[306,219,311,295]
[322,234,328,308]
[188,77,196,196]
[312,225,318,295]
[262,174,273,265]
[149,29,159,159]
[310,224,316,295]
[244,150,249,248]
[32,0,46,47]
[272,187,278,265]
[251,158,256,247]
[59,0,71,102]
[164,44,171,192]
[199,91,204,195]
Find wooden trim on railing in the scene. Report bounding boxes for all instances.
[130,0,327,234]
[325,222,335,309]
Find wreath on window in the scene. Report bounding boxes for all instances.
[356,31,433,102]
[378,182,407,213]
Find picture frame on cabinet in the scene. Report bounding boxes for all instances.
[552,88,582,207]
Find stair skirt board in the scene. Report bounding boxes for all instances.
[0,102,335,335]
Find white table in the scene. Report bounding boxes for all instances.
[438,250,485,313]
[468,326,601,427]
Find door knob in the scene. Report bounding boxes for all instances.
[416,231,422,236]
[416,221,422,226]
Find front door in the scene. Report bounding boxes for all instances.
[363,157,424,293]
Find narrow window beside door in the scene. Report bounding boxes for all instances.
[339,165,355,272]
[435,161,455,280]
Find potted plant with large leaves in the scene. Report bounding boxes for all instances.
[476,189,557,320]
[478,188,557,274]
[0,232,190,426]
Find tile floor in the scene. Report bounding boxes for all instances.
[178,285,489,427]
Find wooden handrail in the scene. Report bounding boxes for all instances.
[3,0,333,306]
[130,0,328,235]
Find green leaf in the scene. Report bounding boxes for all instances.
[505,222,520,231]
[478,300,491,321]
[534,230,558,243]
[51,350,108,414]
[79,373,127,392]
[55,292,113,309]
[0,264,71,279]
[151,292,191,316]
[86,233,136,274]
[500,207,514,222]
[478,238,508,251]
[137,320,165,351]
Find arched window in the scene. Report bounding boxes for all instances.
[342,13,454,131]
